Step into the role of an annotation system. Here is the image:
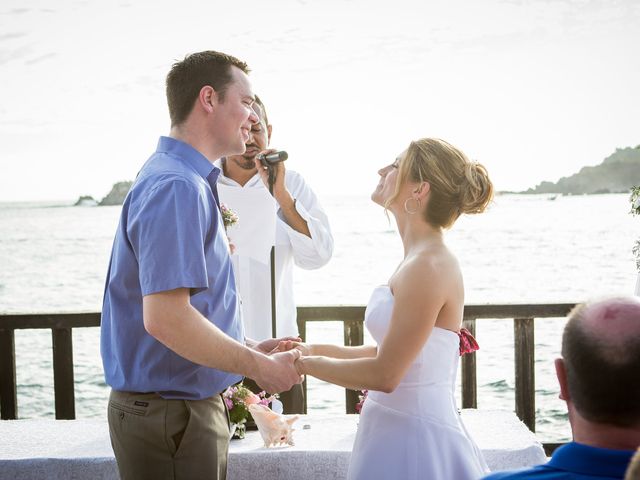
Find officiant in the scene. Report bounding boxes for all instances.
[216,95,334,413]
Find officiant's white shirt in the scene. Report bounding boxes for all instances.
[216,162,334,340]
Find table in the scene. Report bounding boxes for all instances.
[0,410,547,480]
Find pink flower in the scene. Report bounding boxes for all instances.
[355,389,368,413]
[244,393,261,406]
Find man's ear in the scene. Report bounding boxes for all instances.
[199,85,217,113]
[555,358,570,402]
[267,124,273,144]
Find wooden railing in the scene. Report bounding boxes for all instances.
[0,304,575,453]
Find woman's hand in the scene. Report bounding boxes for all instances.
[272,340,313,356]
[254,336,301,355]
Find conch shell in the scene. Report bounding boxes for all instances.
[248,404,299,447]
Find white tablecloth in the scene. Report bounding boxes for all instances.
[0,410,547,480]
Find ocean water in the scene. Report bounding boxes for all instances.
[0,193,638,443]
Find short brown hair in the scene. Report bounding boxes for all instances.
[386,138,493,228]
[562,301,640,427]
[166,51,249,127]
[253,94,269,126]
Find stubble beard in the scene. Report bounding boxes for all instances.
[233,155,257,171]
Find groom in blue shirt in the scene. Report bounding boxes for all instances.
[483,297,640,480]
[101,51,302,480]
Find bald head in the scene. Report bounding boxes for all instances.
[569,297,640,362]
[562,297,640,427]
[582,296,640,331]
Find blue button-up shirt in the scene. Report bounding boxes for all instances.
[483,442,635,479]
[101,136,243,399]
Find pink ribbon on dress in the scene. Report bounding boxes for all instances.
[458,328,479,356]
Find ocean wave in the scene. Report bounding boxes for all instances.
[482,379,512,391]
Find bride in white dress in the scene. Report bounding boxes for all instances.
[278,138,493,479]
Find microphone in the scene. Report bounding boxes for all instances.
[257,151,288,166]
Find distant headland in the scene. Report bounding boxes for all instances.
[74,181,133,207]
[523,145,640,194]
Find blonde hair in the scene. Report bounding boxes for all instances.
[385,138,493,228]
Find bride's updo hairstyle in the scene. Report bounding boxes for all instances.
[387,138,493,228]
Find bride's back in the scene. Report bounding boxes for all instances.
[365,285,463,422]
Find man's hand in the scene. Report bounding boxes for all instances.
[253,349,303,393]
[254,148,287,198]
[253,336,301,355]
[254,149,311,238]
[294,356,307,376]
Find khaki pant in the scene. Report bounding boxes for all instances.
[108,390,230,480]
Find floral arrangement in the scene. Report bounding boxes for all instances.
[223,383,278,439]
[220,203,239,228]
[630,186,640,271]
[355,389,368,414]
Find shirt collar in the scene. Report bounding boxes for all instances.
[157,136,220,183]
[215,158,262,187]
[548,442,635,477]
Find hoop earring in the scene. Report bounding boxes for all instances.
[404,197,421,215]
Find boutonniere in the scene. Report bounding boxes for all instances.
[221,203,239,228]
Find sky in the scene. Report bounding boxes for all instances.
[0,0,639,202]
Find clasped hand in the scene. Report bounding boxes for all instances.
[252,336,304,394]
[269,339,311,376]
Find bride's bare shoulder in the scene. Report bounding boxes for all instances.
[414,244,460,275]
[392,251,459,295]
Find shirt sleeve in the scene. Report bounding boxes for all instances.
[279,171,334,270]
[128,178,211,296]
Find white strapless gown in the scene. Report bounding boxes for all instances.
[347,286,489,480]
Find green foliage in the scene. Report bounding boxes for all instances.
[229,402,249,426]
[630,186,640,271]
[630,186,640,216]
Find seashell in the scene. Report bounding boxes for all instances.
[248,404,299,447]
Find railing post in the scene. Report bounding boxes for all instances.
[344,319,364,414]
[297,316,308,414]
[52,328,75,419]
[514,317,535,432]
[461,319,477,409]
[0,329,18,419]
